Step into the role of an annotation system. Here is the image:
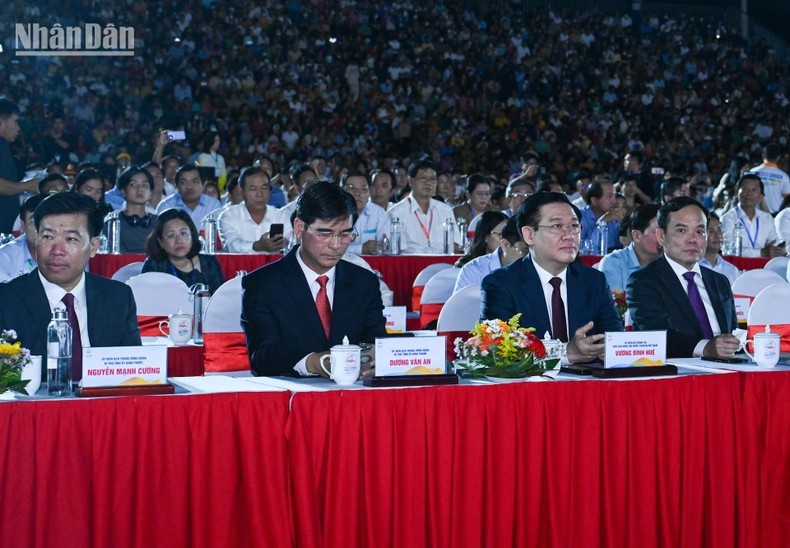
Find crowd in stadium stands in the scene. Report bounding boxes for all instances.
[0,1,788,244]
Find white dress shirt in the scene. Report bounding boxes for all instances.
[0,234,36,282]
[720,206,777,258]
[292,248,337,376]
[348,202,388,255]
[664,254,723,356]
[532,259,569,340]
[386,194,460,254]
[217,202,292,253]
[38,270,91,349]
[454,249,503,294]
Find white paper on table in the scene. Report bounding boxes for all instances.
[669,357,789,373]
[170,376,288,393]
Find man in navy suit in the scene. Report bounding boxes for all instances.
[481,192,622,364]
[0,192,141,380]
[242,181,387,377]
[627,197,739,358]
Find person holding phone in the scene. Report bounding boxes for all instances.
[217,166,291,253]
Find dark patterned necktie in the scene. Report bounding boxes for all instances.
[549,277,568,342]
[683,271,714,340]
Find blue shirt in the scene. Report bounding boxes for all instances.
[104,185,125,210]
[268,186,287,208]
[699,256,739,286]
[156,192,222,228]
[580,205,620,253]
[599,243,640,291]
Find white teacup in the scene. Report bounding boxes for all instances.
[159,314,192,345]
[541,338,564,378]
[22,355,42,395]
[320,342,361,385]
[743,332,781,368]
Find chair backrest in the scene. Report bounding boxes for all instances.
[764,256,789,279]
[437,284,481,332]
[203,276,248,372]
[419,267,462,328]
[731,269,786,297]
[111,261,144,283]
[342,253,393,306]
[126,272,192,316]
[411,263,453,310]
[746,283,790,352]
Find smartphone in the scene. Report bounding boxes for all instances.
[651,167,665,175]
[166,130,186,141]
[701,356,748,364]
[269,223,284,238]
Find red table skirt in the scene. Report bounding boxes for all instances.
[167,345,205,377]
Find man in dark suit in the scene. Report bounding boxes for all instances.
[242,181,386,377]
[481,192,622,364]
[0,192,141,380]
[627,196,739,358]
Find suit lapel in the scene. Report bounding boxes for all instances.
[701,267,730,331]
[19,271,51,353]
[519,257,552,337]
[281,250,328,343]
[655,257,703,337]
[565,262,587,336]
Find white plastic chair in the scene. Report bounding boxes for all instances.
[126,272,192,317]
[419,267,462,328]
[746,283,790,353]
[763,256,790,280]
[437,284,481,332]
[731,269,786,297]
[341,253,394,306]
[111,261,144,283]
[411,262,453,311]
[203,276,250,373]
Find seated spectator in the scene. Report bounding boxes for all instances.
[156,164,221,229]
[599,204,661,291]
[105,166,158,254]
[454,216,526,294]
[369,168,395,211]
[203,180,221,201]
[700,212,738,286]
[342,170,388,255]
[660,177,691,205]
[453,173,493,226]
[253,156,286,208]
[502,176,535,217]
[0,193,45,282]
[580,179,620,254]
[38,173,69,195]
[143,208,224,294]
[73,168,113,219]
[455,211,508,268]
[720,173,783,258]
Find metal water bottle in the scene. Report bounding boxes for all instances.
[597,217,609,256]
[733,222,744,256]
[443,218,455,254]
[203,214,218,254]
[456,217,468,254]
[107,211,121,254]
[47,307,72,396]
[390,217,402,255]
[190,283,210,344]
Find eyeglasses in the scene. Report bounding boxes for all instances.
[509,192,531,199]
[537,223,582,235]
[162,230,192,242]
[304,224,358,243]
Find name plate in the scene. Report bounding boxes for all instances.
[375,335,446,376]
[82,346,168,387]
[734,297,751,324]
[383,306,407,334]
[604,331,666,368]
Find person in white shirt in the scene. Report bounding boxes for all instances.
[700,212,739,286]
[454,216,526,294]
[386,159,461,254]
[369,168,395,211]
[0,193,45,282]
[501,176,535,217]
[720,173,784,258]
[341,170,388,255]
[217,166,290,253]
[751,144,790,213]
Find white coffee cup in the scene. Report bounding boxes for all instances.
[22,355,42,395]
[159,314,192,345]
[743,330,781,368]
[320,338,361,385]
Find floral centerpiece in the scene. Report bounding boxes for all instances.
[612,289,628,325]
[0,329,32,395]
[454,314,561,378]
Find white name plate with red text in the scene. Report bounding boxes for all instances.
[734,297,751,324]
[375,335,446,376]
[82,346,168,387]
[383,306,407,334]
[604,331,666,368]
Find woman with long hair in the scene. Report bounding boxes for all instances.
[73,167,114,218]
[455,211,508,268]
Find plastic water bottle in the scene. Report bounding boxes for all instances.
[597,217,609,256]
[190,283,210,344]
[443,218,455,254]
[106,211,121,254]
[202,214,218,254]
[733,222,743,256]
[47,307,72,396]
[390,217,402,255]
[456,217,468,253]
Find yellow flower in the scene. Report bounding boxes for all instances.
[0,342,21,356]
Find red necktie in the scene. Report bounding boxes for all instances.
[62,293,83,381]
[549,277,568,343]
[316,275,331,339]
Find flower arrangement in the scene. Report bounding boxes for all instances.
[612,289,628,324]
[0,329,32,395]
[454,314,561,378]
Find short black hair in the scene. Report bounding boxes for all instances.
[33,192,103,238]
[625,149,644,163]
[737,172,764,195]
[506,176,535,196]
[226,175,240,194]
[763,144,781,161]
[465,173,489,194]
[38,173,68,194]
[407,159,437,178]
[657,196,709,232]
[20,193,47,222]
[369,168,394,188]
[584,179,612,205]
[290,163,317,185]
[116,165,155,191]
[0,96,19,119]
[239,166,269,189]
[146,208,202,260]
[660,177,688,203]
[501,216,521,246]
[516,192,581,233]
[175,163,201,184]
[340,170,370,187]
[629,203,660,233]
[295,180,358,226]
